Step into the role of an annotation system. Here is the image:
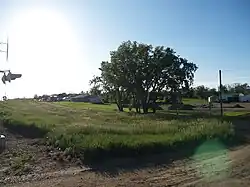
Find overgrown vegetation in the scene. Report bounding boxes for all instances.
[2,151,34,176]
[0,100,235,163]
[9,154,33,176]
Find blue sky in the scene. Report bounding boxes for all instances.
[0,0,250,98]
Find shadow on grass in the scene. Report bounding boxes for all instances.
[135,110,216,121]
[223,114,250,143]
[2,119,49,139]
[82,136,243,177]
[158,111,250,143]
[81,112,250,176]
[0,110,48,139]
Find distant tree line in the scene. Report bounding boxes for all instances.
[88,83,250,103]
[183,83,250,100]
[34,82,250,103]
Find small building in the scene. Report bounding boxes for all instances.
[47,96,58,102]
[70,95,89,102]
[62,96,71,101]
[221,93,239,102]
[239,94,250,102]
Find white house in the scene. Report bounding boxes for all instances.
[239,94,250,102]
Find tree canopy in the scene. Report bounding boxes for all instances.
[90,40,198,113]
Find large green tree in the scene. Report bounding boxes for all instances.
[90,41,198,113]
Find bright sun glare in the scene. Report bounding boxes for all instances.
[4,7,84,97]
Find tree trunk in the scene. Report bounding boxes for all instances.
[116,103,123,112]
[135,100,141,113]
[116,89,123,112]
[144,91,151,114]
[152,106,156,113]
[151,102,156,113]
[143,107,148,114]
[142,99,149,114]
[134,98,141,113]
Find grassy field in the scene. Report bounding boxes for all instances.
[182,98,207,104]
[0,99,238,163]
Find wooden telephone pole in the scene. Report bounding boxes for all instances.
[0,37,8,61]
[219,70,223,117]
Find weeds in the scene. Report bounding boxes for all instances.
[0,100,236,163]
[7,153,34,176]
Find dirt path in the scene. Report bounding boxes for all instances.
[1,130,250,187]
[13,145,250,187]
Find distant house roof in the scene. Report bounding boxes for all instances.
[71,94,87,99]
[71,95,103,104]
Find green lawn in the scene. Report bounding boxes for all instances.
[182,98,207,104]
[0,100,235,162]
[224,111,250,116]
[156,98,206,105]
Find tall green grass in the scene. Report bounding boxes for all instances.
[0,100,235,162]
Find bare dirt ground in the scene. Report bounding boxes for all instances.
[12,145,250,187]
[1,127,250,187]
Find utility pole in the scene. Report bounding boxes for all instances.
[219,70,223,117]
[0,39,7,150]
[0,37,22,100]
[0,37,8,61]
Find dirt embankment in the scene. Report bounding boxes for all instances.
[1,126,250,187]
